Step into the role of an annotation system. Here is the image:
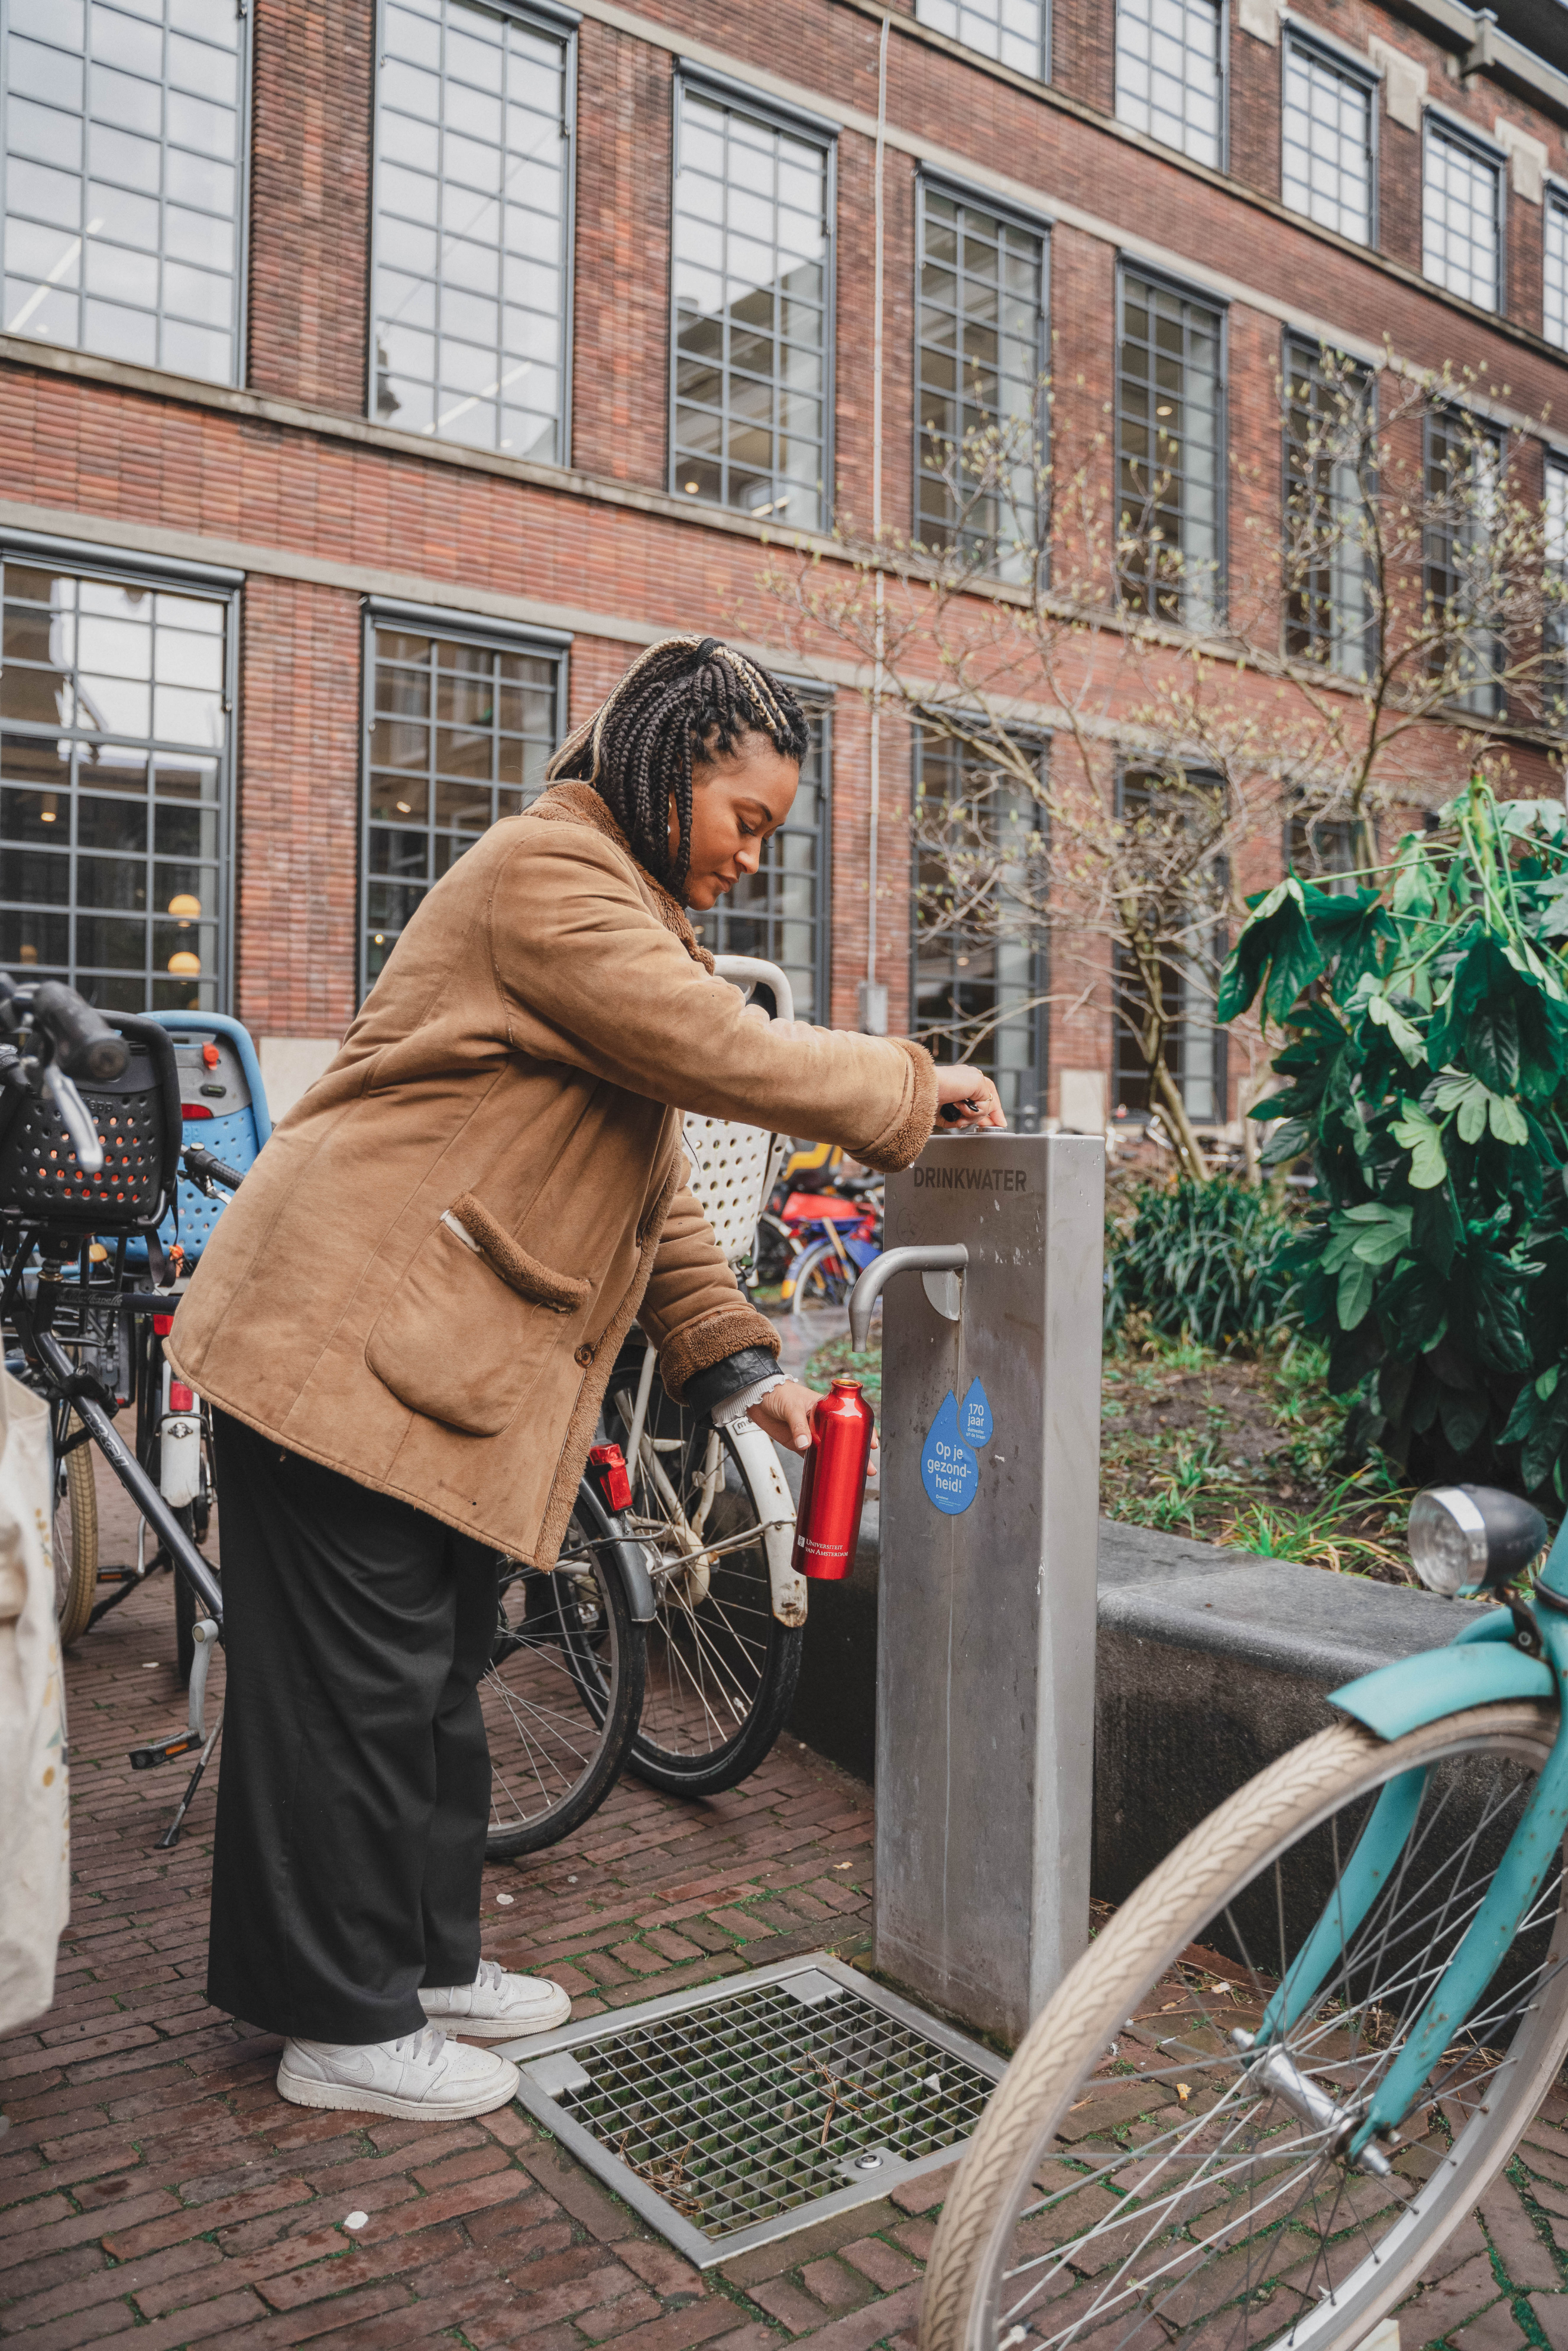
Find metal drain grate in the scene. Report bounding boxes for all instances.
[501,1952,1005,2266]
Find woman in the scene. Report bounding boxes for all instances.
[169,636,1003,2123]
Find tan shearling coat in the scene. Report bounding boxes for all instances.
[167,783,937,1565]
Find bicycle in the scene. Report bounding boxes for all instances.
[921,1481,1568,2351]
[596,954,810,1796]
[779,1173,883,1316]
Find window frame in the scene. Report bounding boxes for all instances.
[1279,26,1378,249]
[1113,0,1227,173]
[667,66,838,533]
[365,0,579,466]
[912,171,1051,581]
[1421,107,1505,315]
[912,0,1050,85]
[0,526,241,1012]
[1545,180,1568,352]
[1110,760,1229,1129]
[692,689,833,1024]
[1280,332,1376,681]
[1115,258,1229,632]
[357,597,571,1003]
[907,724,1050,1132]
[0,0,255,390]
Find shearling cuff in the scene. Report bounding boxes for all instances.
[659,1308,780,1404]
[856,1040,939,1173]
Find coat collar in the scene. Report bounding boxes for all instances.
[528,782,715,972]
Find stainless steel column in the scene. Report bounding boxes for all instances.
[874,1131,1104,2046]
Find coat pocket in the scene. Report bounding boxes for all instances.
[364,1195,592,1436]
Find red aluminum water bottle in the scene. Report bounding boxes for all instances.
[791,1377,875,1581]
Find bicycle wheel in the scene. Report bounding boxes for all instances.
[922,1702,1568,2351]
[51,1409,97,1647]
[482,1478,644,1860]
[753,1212,795,1288]
[604,1369,802,1795]
[784,1236,852,1316]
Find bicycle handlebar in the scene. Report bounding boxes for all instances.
[182,1144,245,1193]
[31,982,130,1084]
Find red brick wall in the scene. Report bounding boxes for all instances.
[570,24,673,489]
[246,0,373,418]
[234,577,361,1037]
[1227,18,1281,203]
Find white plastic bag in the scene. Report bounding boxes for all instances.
[0,1372,69,2035]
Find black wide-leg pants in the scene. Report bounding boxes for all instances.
[206,1410,501,2045]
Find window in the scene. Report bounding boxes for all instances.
[1,0,246,384]
[1117,270,1223,629]
[671,85,831,529]
[372,0,572,462]
[1282,37,1372,245]
[1284,340,1373,680]
[690,702,830,1021]
[1112,768,1226,1125]
[1115,0,1221,168]
[1547,190,1568,351]
[1423,119,1500,312]
[915,184,1046,581]
[914,0,1046,79]
[1545,460,1568,725]
[1424,409,1502,718]
[911,732,1048,1129]
[0,551,232,1011]
[362,617,563,995]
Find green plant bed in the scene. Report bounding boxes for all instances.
[802,1332,883,1409]
[1102,1323,1410,1577]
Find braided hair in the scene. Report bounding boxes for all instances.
[545,636,809,899]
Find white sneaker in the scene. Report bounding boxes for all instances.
[276,2024,520,2119]
[419,1957,572,2041]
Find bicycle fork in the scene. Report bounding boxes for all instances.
[1242,1603,1568,2165]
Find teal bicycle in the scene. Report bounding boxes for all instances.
[924,1484,1568,2351]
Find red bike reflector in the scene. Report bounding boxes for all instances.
[168,1381,195,1413]
[182,1102,213,1119]
[153,1314,175,1336]
[588,1442,633,1513]
[202,1042,220,1067]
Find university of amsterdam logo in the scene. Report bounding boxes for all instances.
[921,1377,993,1515]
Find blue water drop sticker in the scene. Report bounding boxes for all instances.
[960,1378,993,1449]
[922,1390,980,1515]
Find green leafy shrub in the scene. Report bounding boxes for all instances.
[1105,1176,1298,1348]
[1218,782,1568,1500]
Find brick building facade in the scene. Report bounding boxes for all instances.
[1,0,1567,1128]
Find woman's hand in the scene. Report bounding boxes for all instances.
[749,1379,880,1470]
[934,1066,1007,1129]
[748,1379,819,1453]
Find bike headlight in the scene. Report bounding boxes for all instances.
[1408,1485,1547,1596]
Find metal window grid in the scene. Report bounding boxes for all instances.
[1547,190,1568,352]
[1115,0,1222,168]
[1544,460,1568,721]
[670,79,834,530]
[1422,118,1501,312]
[0,548,235,1013]
[1423,407,1502,720]
[1283,338,1373,681]
[690,704,831,1022]
[359,614,566,998]
[1111,767,1226,1125]
[915,182,1046,582]
[913,0,1047,80]
[506,1952,1006,2268]
[1116,268,1224,630]
[910,731,1048,1129]
[1286,811,1359,892]
[1281,35,1372,245]
[370,0,574,463]
[0,0,250,386]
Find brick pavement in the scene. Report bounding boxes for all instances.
[8,1511,1568,2351]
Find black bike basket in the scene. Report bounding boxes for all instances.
[0,1016,182,1233]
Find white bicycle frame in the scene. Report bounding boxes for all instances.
[618,956,808,1630]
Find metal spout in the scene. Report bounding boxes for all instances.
[848,1244,969,1351]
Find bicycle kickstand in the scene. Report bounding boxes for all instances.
[129,1616,222,1848]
